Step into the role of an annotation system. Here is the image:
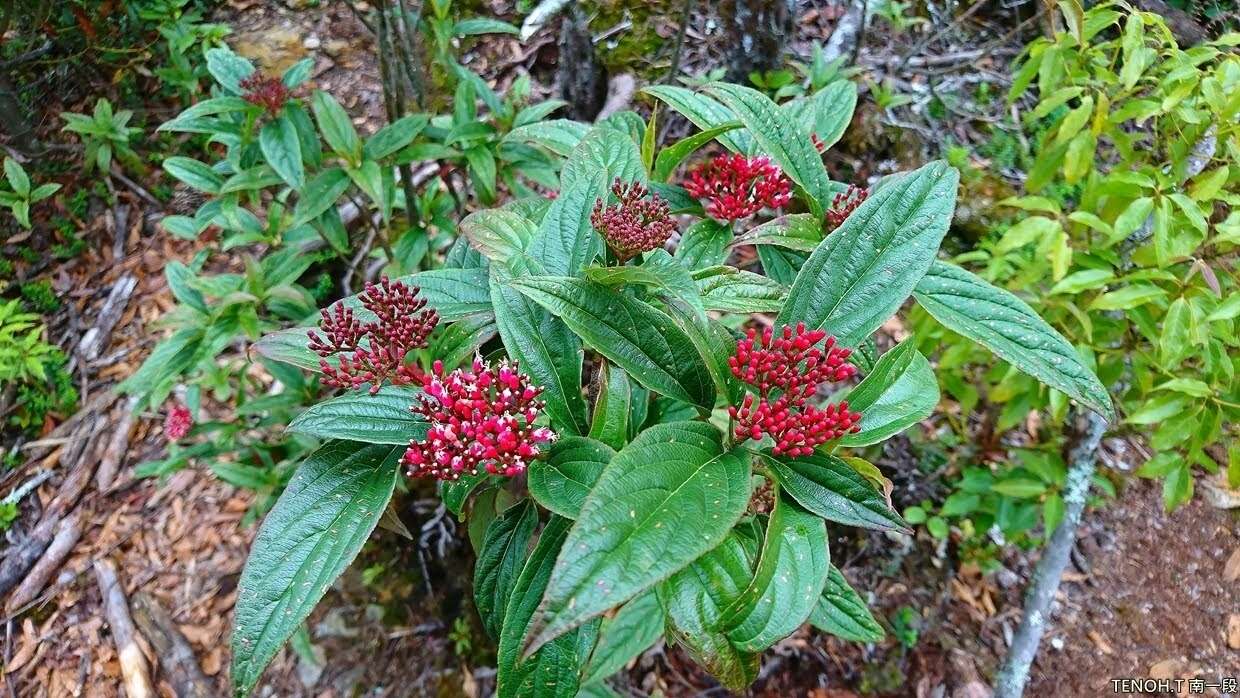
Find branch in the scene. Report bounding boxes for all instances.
[94,559,155,698]
[993,409,1107,698]
[131,592,214,698]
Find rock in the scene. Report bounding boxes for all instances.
[1225,546,1240,582]
[1200,473,1240,509]
[234,27,309,74]
[303,36,321,50]
[1149,658,1185,680]
[324,39,349,57]
[1228,613,1240,650]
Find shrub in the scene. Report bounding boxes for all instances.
[229,78,1114,696]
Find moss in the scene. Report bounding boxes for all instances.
[583,0,679,79]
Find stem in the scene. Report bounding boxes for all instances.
[661,0,694,84]
[993,409,1106,698]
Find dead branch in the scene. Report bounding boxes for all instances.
[77,275,138,362]
[96,396,140,491]
[130,592,214,698]
[0,515,58,598]
[4,514,80,614]
[94,559,155,698]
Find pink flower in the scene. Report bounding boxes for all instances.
[164,404,193,441]
[826,184,867,230]
[591,179,677,261]
[240,73,292,115]
[307,277,439,394]
[403,359,556,481]
[683,154,793,221]
[727,323,861,457]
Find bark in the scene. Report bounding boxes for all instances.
[719,0,795,82]
[131,593,214,698]
[5,513,79,614]
[556,8,607,121]
[993,410,1107,698]
[0,71,38,154]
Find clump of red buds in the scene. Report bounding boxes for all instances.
[240,73,292,115]
[164,403,193,441]
[404,359,556,481]
[727,323,861,457]
[826,185,868,229]
[307,277,439,394]
[683,153,793,221]
[590,179,677,261]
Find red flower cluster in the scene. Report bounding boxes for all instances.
[404,359,556,480]
[307,278,439,394]
[826,185,868,229]
[590,179,676,261]
[683,154,792,221]
[727,323,861,457]
[240,73,292,115]
[164,403,193,441]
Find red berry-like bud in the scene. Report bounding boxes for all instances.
[403,359,556,481]
[683,154,793,222]
[240,73,292,116]
[728,323,861,456]
[590,179,677,261]
[826,184,868,230]
[164,403,193,441]
[307,277,439,392]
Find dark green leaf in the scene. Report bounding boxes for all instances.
[692,266,787,313]
[561,126,645,190]
[460,209,538,267]
[778,160,959,347]
[205,47,255,95]
[259,116,305,190]
[674,219,733,270]
[653,121,744,182]
[839,343,938,447]
[363,114,429,161]
[311,90,362,162]
[582,590,663,685]
[508,277,715,408]
[731,213,822,252]
[291,167,351,227]
[762,452,908,532]
[523,422,751,655]
[913,260,1115,420]
[287,386,427,444]
[642,85,752,153]
[231,442,401,697]
[528,171,607,276]
[528,437,614,519]
[809,564,884,642]
[163,156,223,194]
[588,362,632,450]
[475,500,540,638]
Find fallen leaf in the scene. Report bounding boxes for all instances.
[1088,629,1114,655]
[1225,546,1240,582]
[1149,658,1185,680]
[1228,614,1240,650]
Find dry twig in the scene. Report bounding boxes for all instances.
[94,558,155,698]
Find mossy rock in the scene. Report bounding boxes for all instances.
[583,0,679,79]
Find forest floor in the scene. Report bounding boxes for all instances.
[1,0,1237,697]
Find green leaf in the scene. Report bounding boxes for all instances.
[441,472,491,518]
[205,47,255,95]
[692,266,786,313]
[454,17,520,35]
[704,82,835,218]
[311,90,362,163]
[460,209,538,267]
[475,500,540,639]
[497,517,599,698]
[658,530,760,691]
[792,80,857,151]
[991,478,1048,498]
[809,564,884,642]
[996,216,1060,253]
[508,277,715,408]
[561,126,645,190]
[675,219,732,270]
[528,437,614,519]
[291,167,351,228]
[1088,284,1166,311]
[528,171,607,276]
[287,386,428,444]
[914,260,1115,421]
[490,269,589,435]
[3,158,29,197]
[1049,269,1114,295]
[505,120,590,158]
[281,57,313,88]
[259,115,305,190]
[1159,297,1192,366]
[731,213,822,252]
[762,452,908,532]
[652,121,744,182]
[642,85,752,153]
[582,590,663,686]
[584,250,705,317]
[717,494,828,653]
[363,114,429,161]
[779,161,959,347]
[231,442,401,697]
[523,422,751,655]
[839,346,938,447]
[588,362,632,450]
[163,156,223,194]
